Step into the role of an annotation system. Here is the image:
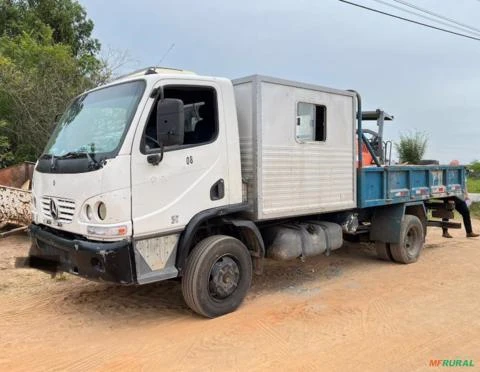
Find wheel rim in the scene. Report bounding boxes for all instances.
[209,255,240,300]
[405,226,420,256]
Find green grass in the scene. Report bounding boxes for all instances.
[467,178,480,193]
[471,202,480,219]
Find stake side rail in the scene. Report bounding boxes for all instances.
[358,165,466,208]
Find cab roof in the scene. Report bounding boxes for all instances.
[113,66,197,82]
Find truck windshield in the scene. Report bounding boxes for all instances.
[43,80,145,158]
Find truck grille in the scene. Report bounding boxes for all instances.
[41,196,76,223]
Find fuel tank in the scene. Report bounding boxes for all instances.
[264,221,343,261]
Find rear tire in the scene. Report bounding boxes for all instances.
[181,235,252,318]
[375,241,393,261]
[390,215,424,264]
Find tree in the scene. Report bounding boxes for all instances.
[0,0,101,74]
[0,33,98,162]
[0,0,110,166]
[469,160,480,177]
[395,131,428,164]
[0,120,14,168]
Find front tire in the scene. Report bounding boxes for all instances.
[181,235,252,318]
[390,215,425,264]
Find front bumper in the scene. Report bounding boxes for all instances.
[29,224,135,284]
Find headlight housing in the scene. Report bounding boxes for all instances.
[97,202,107,220]
[86,204,93,220]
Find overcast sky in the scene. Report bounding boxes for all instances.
[80,0,480,164]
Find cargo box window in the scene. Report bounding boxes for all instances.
[142,85,218,152]
[296,102,326,142]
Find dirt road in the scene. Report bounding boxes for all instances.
[1,221,479,371]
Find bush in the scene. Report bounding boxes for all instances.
[470,202,480,219]
[395,131,428,164]
[468,178,480,193]
[468,161,480,178]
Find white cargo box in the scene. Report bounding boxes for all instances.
[232,75,356,221]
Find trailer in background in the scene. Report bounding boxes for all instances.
[0,162,34,238]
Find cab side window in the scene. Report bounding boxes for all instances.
[143,85,218,152]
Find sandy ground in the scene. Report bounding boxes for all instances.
[1,221,480,372]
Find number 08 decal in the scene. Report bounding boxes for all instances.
[186,156,193,165]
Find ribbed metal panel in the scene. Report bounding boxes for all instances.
[261,146,354,217]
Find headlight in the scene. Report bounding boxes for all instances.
[86,204,93,220]
[87,225,127,237]
[97,202,107,220]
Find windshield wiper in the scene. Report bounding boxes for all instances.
[40,154,58,170]
[57,151,104,169]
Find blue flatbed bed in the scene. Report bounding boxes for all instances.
[358,165,466,208]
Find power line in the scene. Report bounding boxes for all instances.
[391,0,480,35]
[371,0,480,37]
[338,0,480,42]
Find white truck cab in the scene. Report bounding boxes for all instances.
[31,67,246,283]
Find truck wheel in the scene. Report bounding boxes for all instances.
[375,241,393,261]
[390,215,424,264]
[181,235,252,318]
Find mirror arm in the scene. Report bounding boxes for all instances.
[159,143,164,162]
[147,144,164,166]
[150,86,164,100]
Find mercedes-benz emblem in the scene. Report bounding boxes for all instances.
[50,199,59,220]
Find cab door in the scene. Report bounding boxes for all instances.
[131,80,229,238]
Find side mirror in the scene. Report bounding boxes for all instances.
[156,98,184,147]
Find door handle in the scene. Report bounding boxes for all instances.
[210,179,225,200]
